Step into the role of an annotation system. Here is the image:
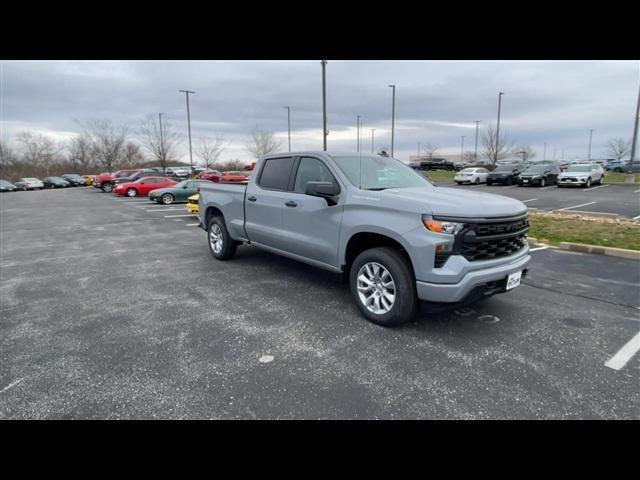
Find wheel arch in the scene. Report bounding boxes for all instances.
[342,230,416,280]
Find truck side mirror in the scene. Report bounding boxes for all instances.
[305,181,339,205]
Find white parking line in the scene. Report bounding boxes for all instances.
[584,184,610,191]
[144,207,181,211]
[538,186,555,190]
[634,189,640,193]
[185,223,200,227]
[521,198,538,203]
[529,246,549,252]
[0,377,25,394]
[605,331,640,371]
[164,214,193,218]
[633,215,640,221]
[558,201,596,211]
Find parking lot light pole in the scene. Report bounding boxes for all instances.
[474,120,481,162]
[321,60,328,151]
[628,81,639,175]
[357,115,361,152]
[495,92,504,163]
[158,113,165,171]
[588,129,595,160]
[179,90,195,170]
[284,106,291,152]
[389,85,396,157]
[371,129,375,154]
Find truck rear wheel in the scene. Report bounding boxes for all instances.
[208,216,237,260]
[350,247,417,327]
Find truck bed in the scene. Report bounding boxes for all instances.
[198,182,248,240]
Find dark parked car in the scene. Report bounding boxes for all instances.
[112,170,169,186]
[517,164,560,187]
[43,177,71,188]
[486,164,524,186]
[420,158,456,171]
[0,179,18,192]
[61,174,86,186]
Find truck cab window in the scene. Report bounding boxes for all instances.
[258,157,294,190]
[294,157,337,193]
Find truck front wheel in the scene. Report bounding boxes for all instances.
[350,247,417,327]
[208,216,237,260]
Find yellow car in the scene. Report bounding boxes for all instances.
[83,175,94,186]
[186,194,199,214]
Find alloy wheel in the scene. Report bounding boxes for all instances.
[356,262,396,315]
[209,223,224,254]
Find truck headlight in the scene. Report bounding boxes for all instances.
[422,216,465,234]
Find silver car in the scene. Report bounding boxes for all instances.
[14,177,45,190]
[557,164,604,188]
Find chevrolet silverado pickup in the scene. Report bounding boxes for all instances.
[198,152,531,326]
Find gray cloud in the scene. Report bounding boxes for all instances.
[1,60,638,163]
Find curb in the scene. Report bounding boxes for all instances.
[558,242,640,260]
[549,209,621,219]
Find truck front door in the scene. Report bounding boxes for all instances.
[244,156,295,250]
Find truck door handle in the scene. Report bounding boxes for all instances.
[285,201,298,207]
[247,196,257,202]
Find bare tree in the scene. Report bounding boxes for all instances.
[512,144,537,163]
[481,123,512,164]
[245,127,282,158]
[216,159,245,171]
[421,142,439,161]
[80,119,129,173]
[15,131,62,176]
[119,142,146,167]
[67,133,99,172]
[195,135,226,169]
[0,140,19,179]
[462,151,477,163]
[605,138,631,160]
[138,115,181,172]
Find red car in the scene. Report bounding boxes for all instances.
[198,170,223,182]
[94,168,141,192]
[220,171,249,183]
[114,176,177,197]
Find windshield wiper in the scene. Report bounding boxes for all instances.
[365,187,388,191]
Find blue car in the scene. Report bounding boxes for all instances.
[606,160,628,172]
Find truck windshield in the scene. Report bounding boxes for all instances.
[330,155,431,190]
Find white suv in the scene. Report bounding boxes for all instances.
[557,164,604,188]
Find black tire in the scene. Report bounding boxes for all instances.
[456,181,462,185]
[207,215,237,260]
[102,183,113,193]
[474,177,480,185]
[540,178,546,187]
[126,188,137,197]
[349,247,417,327]
[506,176,513,186]
[599,175,605,185]
[583,178,591,188]
[487,180,492,186]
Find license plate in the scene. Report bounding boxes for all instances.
[523,179,528,183]
[506,271,522,291]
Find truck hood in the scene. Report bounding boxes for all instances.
[382,186,527,218]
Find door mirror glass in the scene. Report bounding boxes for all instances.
[305,181,339,198]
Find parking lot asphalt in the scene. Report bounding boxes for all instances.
[435,182,640,219]
[1,187,639,419]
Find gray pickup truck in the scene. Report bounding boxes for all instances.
[198,152,530,326]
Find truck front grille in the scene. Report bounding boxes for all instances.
[461,233,527,261]
[432,213,529,267]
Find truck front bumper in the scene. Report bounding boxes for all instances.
[415,252,531,303]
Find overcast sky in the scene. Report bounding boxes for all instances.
[1,60,638,164]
